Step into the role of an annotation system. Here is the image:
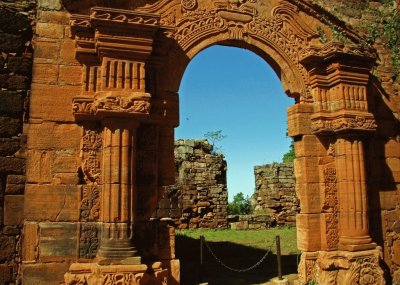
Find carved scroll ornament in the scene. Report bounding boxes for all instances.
[73,92,151,119]
[311,112,377,134]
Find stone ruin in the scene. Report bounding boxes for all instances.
[159,139,228,229]
[0,0,399,284]
[252,163,298,225]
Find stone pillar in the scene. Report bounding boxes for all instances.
[97,120,141,261]
[295,43,385,284]
[336,137,375,251]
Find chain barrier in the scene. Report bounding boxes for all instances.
[203,238,275,273]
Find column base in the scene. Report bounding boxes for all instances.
[339,235,376,251]
[297,248,385,285]
[64,260,179,285]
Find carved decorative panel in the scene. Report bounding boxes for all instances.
[79,223,99,259]
[81,129,102,184]
[323,167,339,250]
[80,185,100,222]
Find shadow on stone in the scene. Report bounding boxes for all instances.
[176,235,298,285]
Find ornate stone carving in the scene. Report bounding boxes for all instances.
[344,255,384,285]
[79,223,99,259]
[323,167,339,250]
[80,185,100,222]
[81,129,102,184]
[82,130,102,151]
[96,94,151,115]
[73,93,151,118]
[170,1,318,102]
[299,42,375,64]
[90,7,160,26]
[311,113,377,134]
[181,0,197,11]
[65,263,169,285]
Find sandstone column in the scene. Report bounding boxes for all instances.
[336,136,375,251]
[97,120,141,260]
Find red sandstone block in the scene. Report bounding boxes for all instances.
[22,262,71,285]
[23,222,39,262]
[296,183,322,214]
[52,155,80,174]
[38,11,70,24]
[379,191,398,210]
[60,39,80,65]
[4,195,24,225]
[387,157,400,172]
[24,184,79,222]
[294,157,320,183]
[32,63,59,84]
[29,83,80,122]
[58,65,82,85]
[36,23,65,39]
[394,240,400,266]
[297,213,321,251]
[39,222,78,262]
[26,121,81,150]
[385,139,400,158]
[26,150,54,183]
[287,112,313,138]
[33,40,60,62]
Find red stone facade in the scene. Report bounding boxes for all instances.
[0,0,398,284]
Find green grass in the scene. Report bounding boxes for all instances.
[175,226,300,284]
[176,226,300,255]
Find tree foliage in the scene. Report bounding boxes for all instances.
[228,192,251,215]
[282,140,295,163]
[204,130,226,153]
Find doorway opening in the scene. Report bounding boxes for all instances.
[168,45,299,285]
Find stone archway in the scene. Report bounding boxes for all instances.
[21,0,398,284]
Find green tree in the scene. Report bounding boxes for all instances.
[282,140,295,163]
[204,130,226,153]
[228,192,251,215]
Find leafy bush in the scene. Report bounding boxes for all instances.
[282,140,295,163]
[228,192,251,215]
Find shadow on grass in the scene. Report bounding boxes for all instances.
[176,235,299,285]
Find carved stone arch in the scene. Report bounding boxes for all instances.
[26,0,388,284]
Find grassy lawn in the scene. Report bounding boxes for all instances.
[176,226,300,255]
[175,227,300,285]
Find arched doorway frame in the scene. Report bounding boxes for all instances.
[65,0,385,284]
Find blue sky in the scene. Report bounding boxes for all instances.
[176,45,294,201]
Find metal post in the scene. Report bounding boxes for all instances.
[276,235,282,280]
[199,235,204,283]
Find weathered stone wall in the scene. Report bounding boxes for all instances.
[0,1,35,283]
[251,163,298,225]
[159,139,228,229]
[228,214,276,230]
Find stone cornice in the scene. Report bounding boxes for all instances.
[311,110,377,135]
[71,7,160,60]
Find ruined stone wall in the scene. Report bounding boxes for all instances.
[251,163,298,225]
[159,140,228,229]
[0,1,35,283]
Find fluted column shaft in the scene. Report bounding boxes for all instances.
[336,137,375,251]
[97,120,140,259]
